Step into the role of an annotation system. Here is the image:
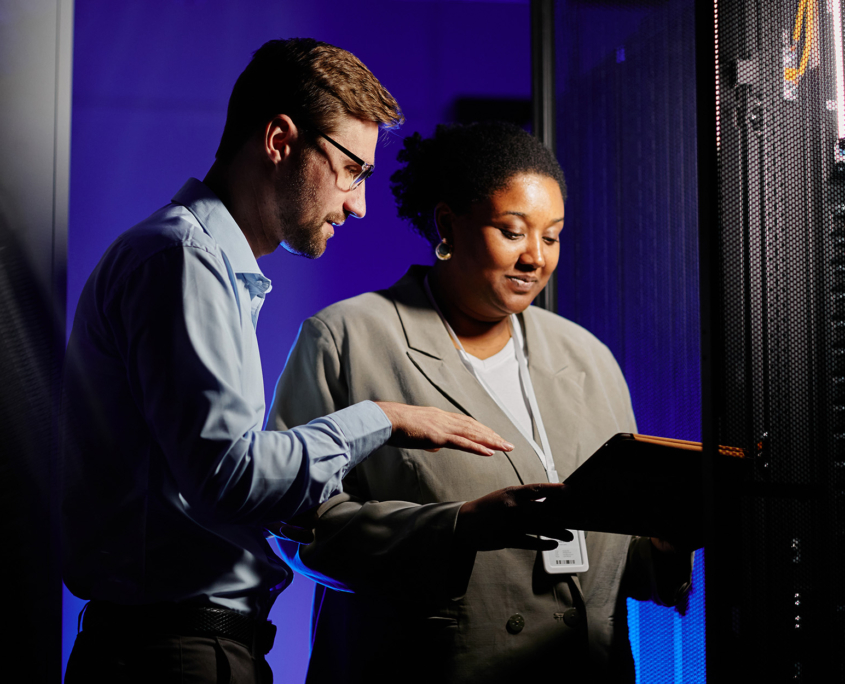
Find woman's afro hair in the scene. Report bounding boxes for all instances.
[390,121,566,248]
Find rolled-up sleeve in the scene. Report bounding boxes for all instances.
[105,243,391,524]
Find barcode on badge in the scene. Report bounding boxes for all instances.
[554,559,576,565]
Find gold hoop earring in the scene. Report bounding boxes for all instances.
[435,239,452,261]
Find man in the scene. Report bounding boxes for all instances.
[61,38,513,684]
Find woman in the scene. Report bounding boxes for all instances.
[269,122,691,683]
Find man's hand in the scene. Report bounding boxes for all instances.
[454,483,577,551]
[374,402,514,457]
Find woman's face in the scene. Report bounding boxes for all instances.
[440,172,564,321]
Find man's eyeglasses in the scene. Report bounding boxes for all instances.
[312,129,374,191]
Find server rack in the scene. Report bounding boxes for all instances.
[700,0,845,680]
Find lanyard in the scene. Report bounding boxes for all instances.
[423,276,560,484]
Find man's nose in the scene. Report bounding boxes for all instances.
[343,183,367,219]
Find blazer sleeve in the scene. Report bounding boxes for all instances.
[269,316,475,604]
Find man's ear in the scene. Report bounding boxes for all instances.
[264,114,298,165]
[434,202,456,244]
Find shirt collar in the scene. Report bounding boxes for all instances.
[172,178,268,284]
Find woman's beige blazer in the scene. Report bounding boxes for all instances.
[269,266,691,684]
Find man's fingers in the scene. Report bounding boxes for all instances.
[443,436,495,457]
[433,418,513,454]
[376,402,514,454]
[448,417,514,452]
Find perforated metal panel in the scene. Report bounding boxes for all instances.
[555,1,705,681]
[704,0,845,680]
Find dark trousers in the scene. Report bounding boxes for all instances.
[65,620,273,684]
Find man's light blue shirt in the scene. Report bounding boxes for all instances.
[61,178,392,617]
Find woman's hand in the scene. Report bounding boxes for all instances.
[651,537,678,554]
[454,483,577,551]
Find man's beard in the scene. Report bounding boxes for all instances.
[275,148,342,259]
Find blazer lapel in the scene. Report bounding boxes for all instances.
[390,267,548,485]
[390,267,485,417]
[406,350,480,418]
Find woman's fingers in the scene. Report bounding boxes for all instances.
[456,484,577,551]
[500,534,561,551]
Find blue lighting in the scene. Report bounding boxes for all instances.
[64,0,704,680]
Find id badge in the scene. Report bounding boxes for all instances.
[542,530,589,574]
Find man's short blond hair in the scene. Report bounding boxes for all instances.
[216,38,403,162]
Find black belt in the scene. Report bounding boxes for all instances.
[82,601,277,655]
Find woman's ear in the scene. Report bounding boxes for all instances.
[434,202,455,244]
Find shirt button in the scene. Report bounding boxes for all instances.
[563,607,581,628]
[506,614,525,634]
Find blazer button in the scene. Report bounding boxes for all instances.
[563,608,581,628]
[506,614,525,634]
